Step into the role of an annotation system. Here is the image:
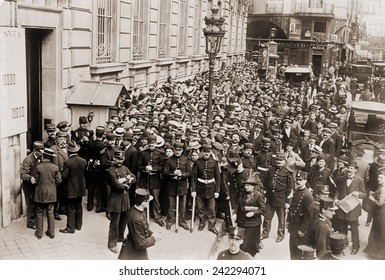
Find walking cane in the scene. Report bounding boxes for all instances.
[175,195,179,233]
[190,195,196,233]
[228,199,235,227]
[146,172,150,224]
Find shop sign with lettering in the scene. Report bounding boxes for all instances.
[0,27,27,138]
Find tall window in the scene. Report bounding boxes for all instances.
[308,0,324,8]
[97,0,112,63]
[133,0,145,60]
[193,1,201,55]
[178,0,187,56]
[158,0,170,58]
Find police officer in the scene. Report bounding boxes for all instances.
[191,144,221,234]
[261,152,294,242]
[71,116,94,160]
[163,142,192,231]
[86,126,106,211]
[119,188,161,260]
[217,226,253,260]
[106,149,136,253]
[310,197,338,256]
[137,134,166,227]
[287,171,314,259]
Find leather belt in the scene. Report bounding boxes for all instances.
[257,166,268,171]
[197,178,215,184]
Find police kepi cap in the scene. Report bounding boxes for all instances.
[33,141,45,152]
[135,188,153,204]
[79,116,88,124]
[330,233,349,250]
[297,245,316,260]
[228,226,245,239]
[319,197,338,211]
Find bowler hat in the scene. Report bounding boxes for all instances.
[347,160,359,169]
[123,131,133,140]
[67,141,80,153]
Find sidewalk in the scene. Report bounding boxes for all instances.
[0,202,218,260]
[0,202,372,260]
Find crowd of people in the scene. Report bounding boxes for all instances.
[20,61,385,260]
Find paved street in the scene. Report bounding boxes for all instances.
[0,198,373,260]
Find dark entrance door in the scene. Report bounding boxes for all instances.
[25,29,46,150]
[312,54,322,77]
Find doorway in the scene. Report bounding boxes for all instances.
[25,28,54,150]
[312,54,322,77]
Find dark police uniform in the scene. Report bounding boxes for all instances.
[262,160,294,241]
[191,151,221,232]
[138,146,165,224]
[163,152,192,229]
[287,177,313,260]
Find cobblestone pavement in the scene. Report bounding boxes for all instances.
[0,200,372,260]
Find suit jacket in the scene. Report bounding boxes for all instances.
[302,119,317,134]
[34,160,62,203]
[51,144,68,170]
[335,175,366,221]
[61,154,87,198]
[123,144,138,175]
[20,152,41,198]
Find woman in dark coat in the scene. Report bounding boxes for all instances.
[235,172,266,257]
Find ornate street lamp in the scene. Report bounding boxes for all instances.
[203,0,226,126]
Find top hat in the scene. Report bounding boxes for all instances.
[228,226,245,240]
[43,148,57,158]
[67,141,80,153]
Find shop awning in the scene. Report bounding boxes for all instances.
[345,44,355,51]
[66,80,128,107]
